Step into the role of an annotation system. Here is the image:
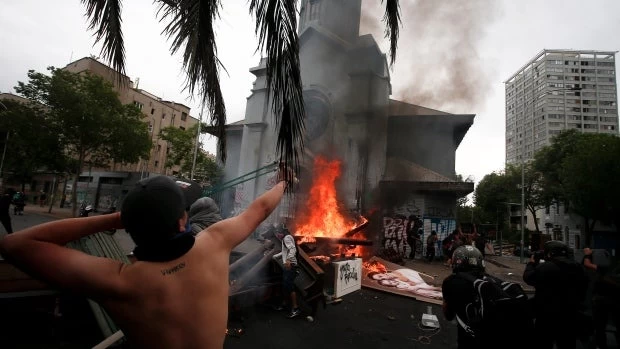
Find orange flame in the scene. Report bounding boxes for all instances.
[362,260,387,274]
[294,156,367,257]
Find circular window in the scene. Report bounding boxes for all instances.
[304,90,330,141]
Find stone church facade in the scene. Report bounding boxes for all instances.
[214,0,474,257]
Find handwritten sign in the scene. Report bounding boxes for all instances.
[333,258,362,298]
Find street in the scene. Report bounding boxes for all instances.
[1,209,615,349]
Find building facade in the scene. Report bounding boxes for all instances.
[213,0,475,258]
[505,49,618,164]
[64,57,199,176]
[505,50,618,251]
[1,58,200,211]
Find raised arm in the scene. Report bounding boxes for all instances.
[0,213,128,299]
[206,181,287,251]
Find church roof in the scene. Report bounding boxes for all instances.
[388,99,453,116]
[388,99,475,147]
[383,158,475,195]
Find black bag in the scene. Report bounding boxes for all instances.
[456,272,533,349]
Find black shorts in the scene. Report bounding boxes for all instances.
[282,266,298,293]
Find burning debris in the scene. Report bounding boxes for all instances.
[293,156,370,260]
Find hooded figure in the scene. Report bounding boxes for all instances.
[188,197,222,235]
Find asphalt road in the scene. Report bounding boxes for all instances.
[225,289,458,349]
[2,209,57,235]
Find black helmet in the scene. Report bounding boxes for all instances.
[544,241,570,259]
[451,245,485,272]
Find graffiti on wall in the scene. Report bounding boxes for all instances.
[382,215,409,257]
[231,183,248,217]
[422,218,457,257]
[381,215,456,260]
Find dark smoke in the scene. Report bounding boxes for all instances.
[360,0,502,113]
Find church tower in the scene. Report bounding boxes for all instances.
[299,0,362,44]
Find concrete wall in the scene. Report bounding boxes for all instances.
[387,117,457,179]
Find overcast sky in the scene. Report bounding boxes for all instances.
[1,0,619,192]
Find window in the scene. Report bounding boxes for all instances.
[157,144,162,152]
[154,160,159,167]
[162,113,166,119]
[151,108,155,115]
[148,122,153,133]
[181,112,188,121]
[179,126,185,130]
[133,101,144,110]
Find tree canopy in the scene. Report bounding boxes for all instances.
[534,131,620,243]
[14,67,151,216]
[159,123,221,184]
[0,99,65,189]
[473,130,620,246]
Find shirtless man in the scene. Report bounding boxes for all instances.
[0,175,287,348]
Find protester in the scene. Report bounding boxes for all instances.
[443,245,531,349]
[592,265,620,349]
[442,229,460,266]
[188,197,222,236]
[0,174,289,348]
[406,215,421,259]
[12,191,25,215]
[0,188,15,234]
[426,230,438,262]
[272,227,301,318]
[523,241,588,349]
[582,247,597,271]
[442,246,483,349]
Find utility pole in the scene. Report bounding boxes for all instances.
[191,108,203,181]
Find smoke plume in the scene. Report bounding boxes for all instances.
[360,0,502,113]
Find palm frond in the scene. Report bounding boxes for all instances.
[81,0,126,82]
[381,0,401,65]
[157,0,227,162]
[250,0,305,184]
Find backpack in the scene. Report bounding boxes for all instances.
[455,272,533,349]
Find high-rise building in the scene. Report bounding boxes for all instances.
[505,49,618,164]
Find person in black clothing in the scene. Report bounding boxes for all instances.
[591,265,620,349]
[406,215,421,259]
[0,188,15,234]
[442,245,486,349]
[523,241,588,349]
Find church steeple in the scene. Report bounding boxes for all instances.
[299,0,362,44]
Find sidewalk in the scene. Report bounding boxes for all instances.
[22,204,75,219]
[402,254,533,293]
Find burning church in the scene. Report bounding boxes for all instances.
[213,0,474,261]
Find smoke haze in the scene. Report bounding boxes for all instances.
[360,0,503,113]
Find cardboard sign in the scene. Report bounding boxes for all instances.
[333,258,362,298]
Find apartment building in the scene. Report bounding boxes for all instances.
[64,57,199,175]
[504,50,618,250]
[505,49,618,164]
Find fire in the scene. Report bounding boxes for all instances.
[294,156,367,256]
[362,260,387,274]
